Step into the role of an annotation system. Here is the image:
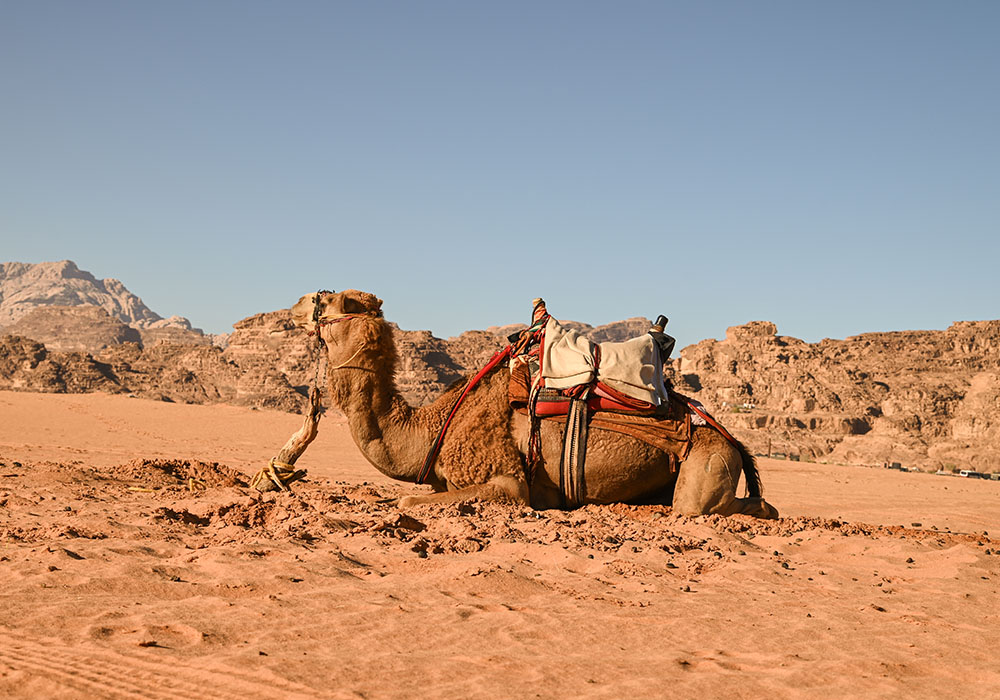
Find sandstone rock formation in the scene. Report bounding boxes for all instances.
[0,336,121,395]
[0,331,306,413]
[0,260,201,332]
[671,320,1000,472]
[5,306,142,353]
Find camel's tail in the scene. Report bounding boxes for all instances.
[735,438,762,498]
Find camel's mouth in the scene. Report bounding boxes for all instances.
[290,293,322,331]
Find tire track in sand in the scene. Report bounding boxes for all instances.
[0,632,328,700]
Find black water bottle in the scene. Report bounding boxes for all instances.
[649,315,675,359]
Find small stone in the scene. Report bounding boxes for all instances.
[906,557,915,564]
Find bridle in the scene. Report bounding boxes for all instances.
[306,289,378,372]
[306,290,378,335]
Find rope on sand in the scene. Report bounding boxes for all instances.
[250,458,307,493]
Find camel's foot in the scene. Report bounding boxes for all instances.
[729,497,780,519]
[399,475,529,508]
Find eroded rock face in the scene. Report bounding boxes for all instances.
[672,320,1000,471]
[4,306,142,353]
[0,336,121,394]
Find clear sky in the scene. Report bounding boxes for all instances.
[2,1,998,348]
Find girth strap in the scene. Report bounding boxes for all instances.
[559,396,589,508]
[681,397,741,449]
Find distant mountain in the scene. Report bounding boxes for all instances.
[0,260,196,331]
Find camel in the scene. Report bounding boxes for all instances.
[290,290,779,518]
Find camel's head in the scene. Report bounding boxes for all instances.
[291,289,384,335]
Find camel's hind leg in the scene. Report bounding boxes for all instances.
[672,439,779,519]
[399,474,529,508]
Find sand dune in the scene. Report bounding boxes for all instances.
[1,391,998,698]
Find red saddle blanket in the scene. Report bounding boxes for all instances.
[508,360,692,457]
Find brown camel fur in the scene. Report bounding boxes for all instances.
[291,290,778,519]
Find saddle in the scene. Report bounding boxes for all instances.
[504,300,692,508]
[417,298,707,510]
[507,342,692,455]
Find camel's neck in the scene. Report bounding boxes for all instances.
[323,322,433,483]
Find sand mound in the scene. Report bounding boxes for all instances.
[110,458,249,489]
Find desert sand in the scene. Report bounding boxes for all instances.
[1,390,998,699]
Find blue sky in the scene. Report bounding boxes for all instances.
[2,1,998,348]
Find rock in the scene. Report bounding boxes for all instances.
[0,335,121,394]
[673,319,1000,471]
[5,305,142,353]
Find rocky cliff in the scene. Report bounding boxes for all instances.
[671,320,1000,471]
[0,333,306,412]
[5,306,142,353]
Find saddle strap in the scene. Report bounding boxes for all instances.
[559,396,589,509]
[417,345,512,484]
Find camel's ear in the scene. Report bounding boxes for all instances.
[340,290,383,317]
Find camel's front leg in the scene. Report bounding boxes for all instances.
[399,474,529,508]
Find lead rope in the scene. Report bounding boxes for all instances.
[251,290,332,492]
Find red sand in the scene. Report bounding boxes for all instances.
[1,391,998,698]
